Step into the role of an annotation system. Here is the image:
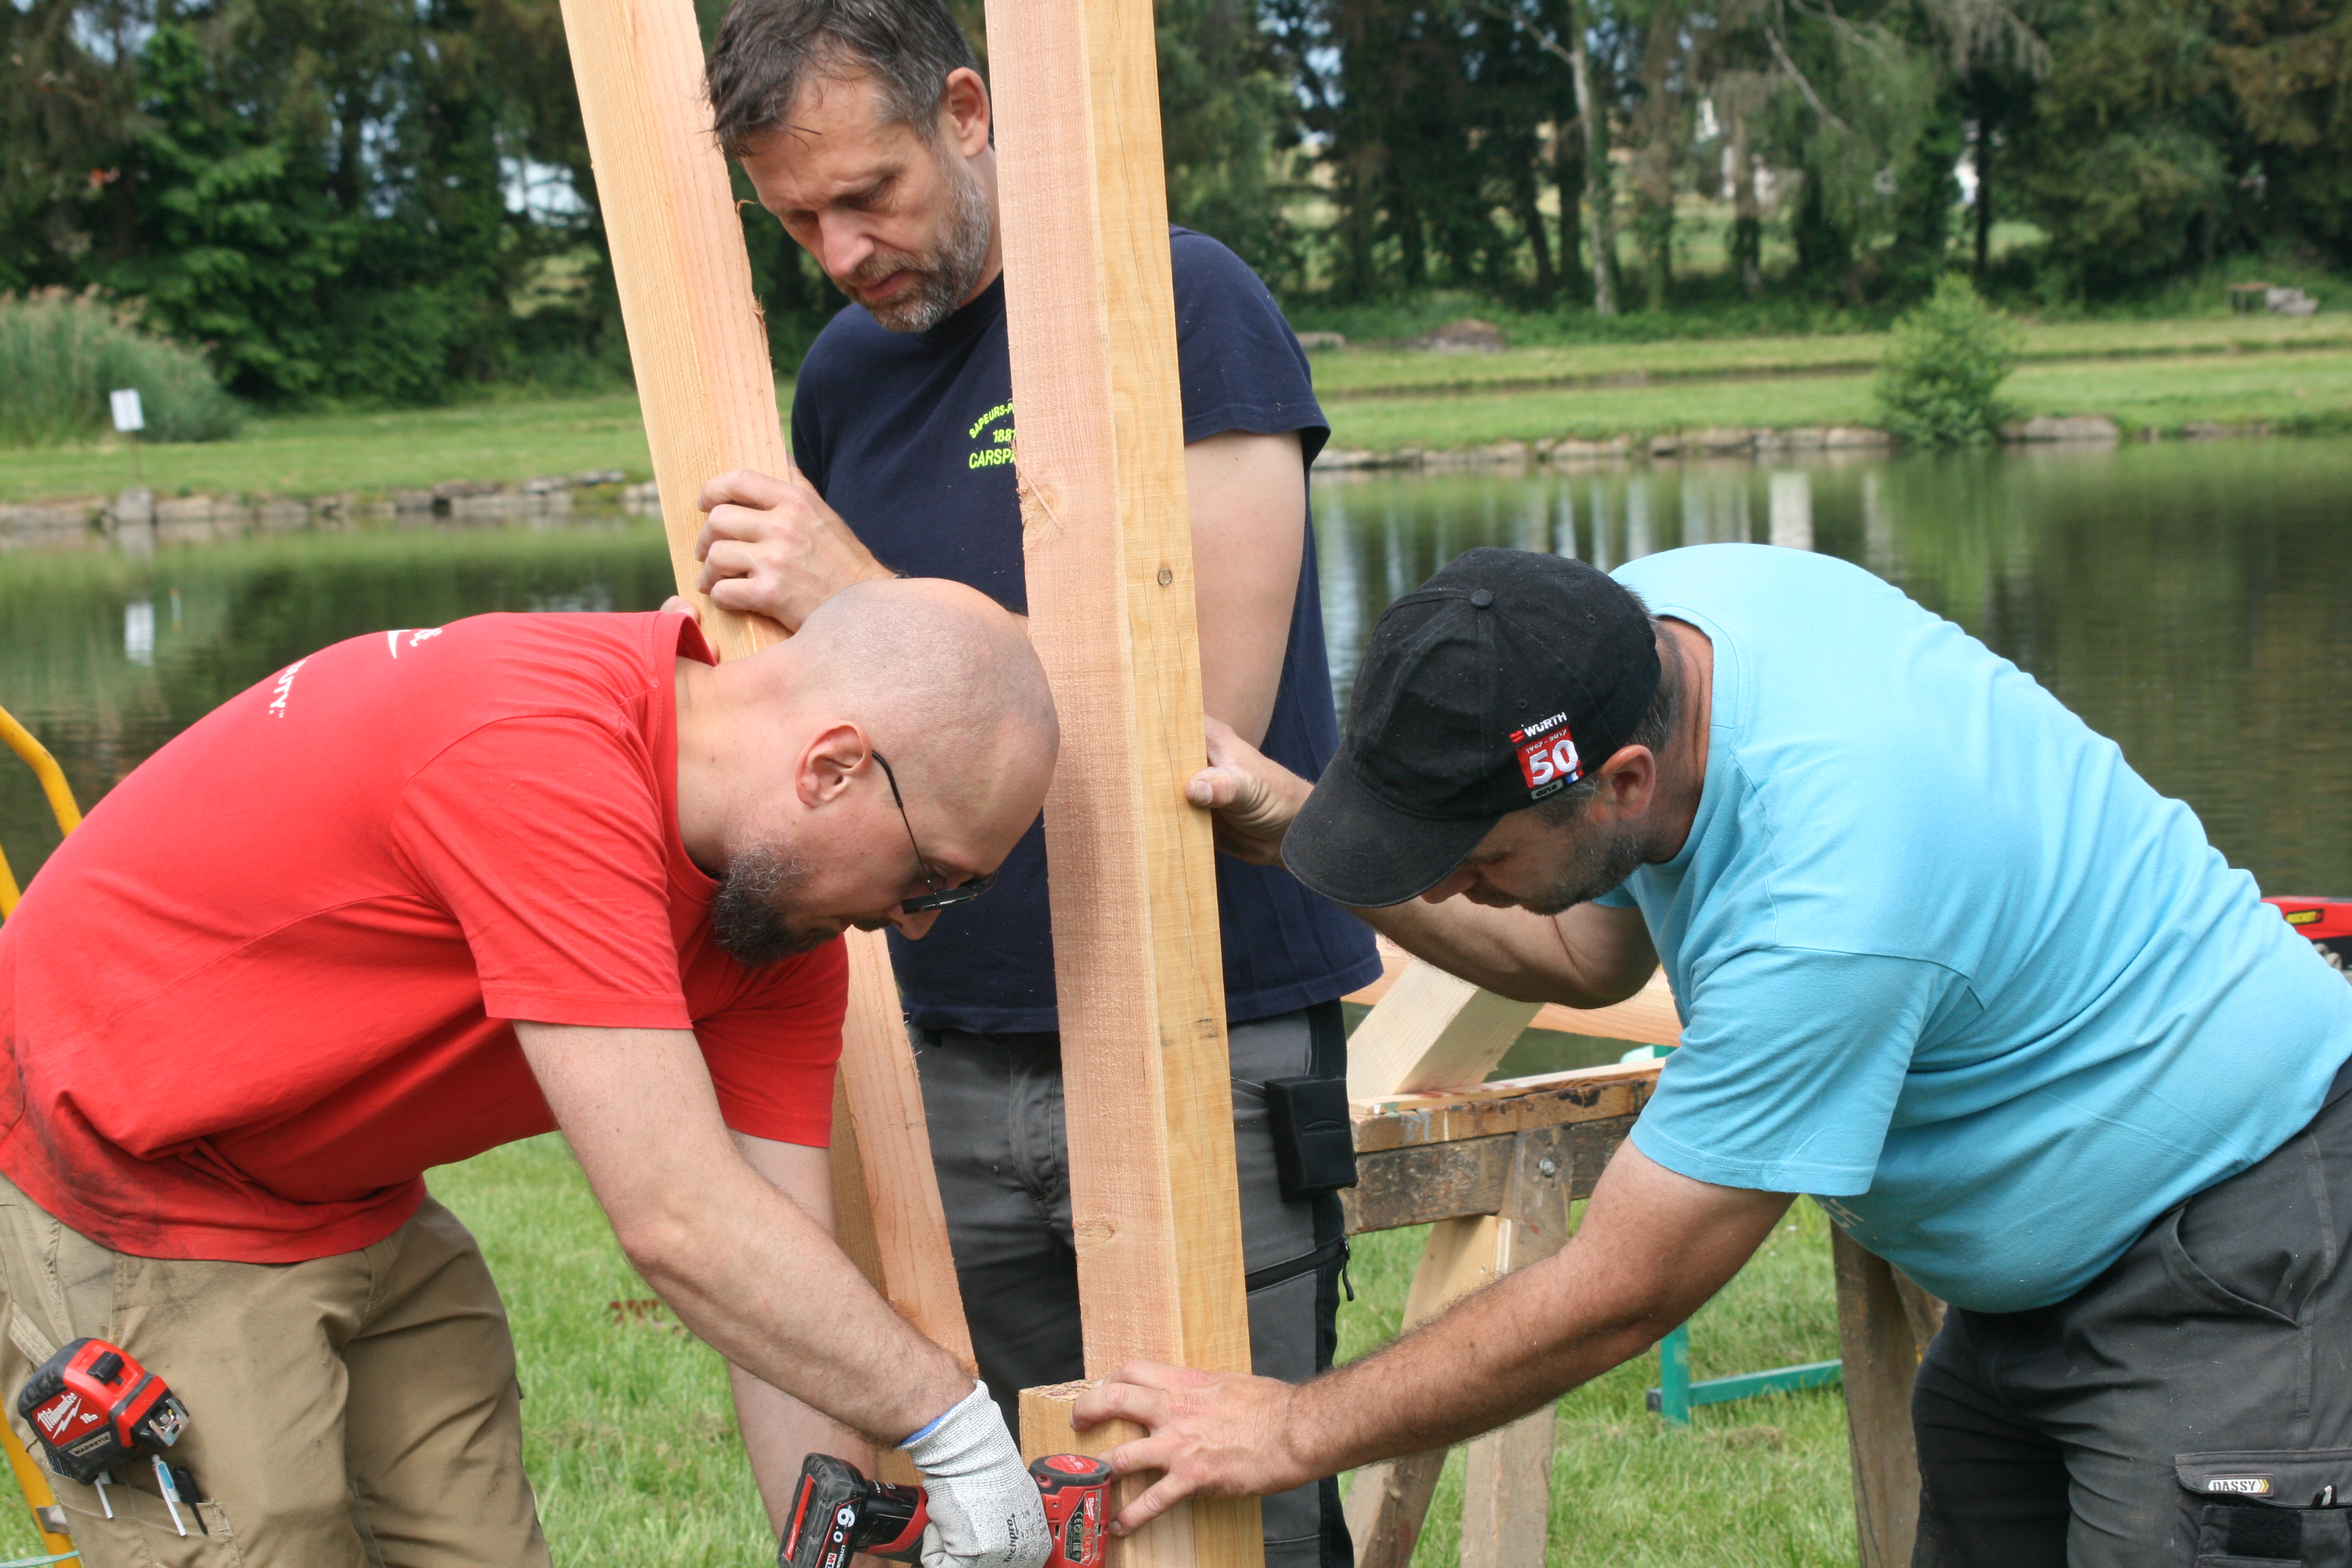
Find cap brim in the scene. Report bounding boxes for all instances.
[1285,763,1500,909]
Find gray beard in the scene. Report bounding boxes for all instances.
[1521,822,1651,916]
[845,152,994,334]
[710,843,836,967]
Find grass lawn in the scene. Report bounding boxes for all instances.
[1321,348,2352,449]
[7,313,2350,505]
[0,1137,1853,1567]
[0,392,662,506]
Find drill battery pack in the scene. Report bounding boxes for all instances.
[780,1452,928,1568]
[16,1337,190,1485]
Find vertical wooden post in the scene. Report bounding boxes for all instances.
[983,0,1258,1562]
[557,0,970,1381]
[1833,1230,1942,1568]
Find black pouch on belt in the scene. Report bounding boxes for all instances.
[1265,1075,1357,1200]
[2179,1450,2352,1567]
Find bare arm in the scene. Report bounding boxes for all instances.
[725,1132,882,1534]
[1187,430,1306,748]
[1186,719,1658,1005]
[1076,1143,1791,1528]
[514,1021,970,1444]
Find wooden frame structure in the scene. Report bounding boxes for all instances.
[557,0,1938,1560]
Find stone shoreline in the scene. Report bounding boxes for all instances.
[0,471,658,544]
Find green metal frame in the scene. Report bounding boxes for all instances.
[1615,1043,1846,1426]
[1647,1322,1842,1423]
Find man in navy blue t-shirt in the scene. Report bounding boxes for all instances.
[696,2,1379,1563]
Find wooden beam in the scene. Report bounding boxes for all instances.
[1832,1230,1940,1568]
[1351,1062,1658,1152]
[1344,1217,1508,1568]
[1347,961,1543,1099]
[983,0,1258,1562]
[1345,941,1681,1057]
[1459,1144,1571,1568]
[557,0,969,1383]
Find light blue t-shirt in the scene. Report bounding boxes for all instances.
[1600,544,2352,1312]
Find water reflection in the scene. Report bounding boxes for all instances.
[1313,439,2352,897]
[4,440,2350,912]
[0,509,676,886]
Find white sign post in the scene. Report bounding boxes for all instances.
[109,388,145,434]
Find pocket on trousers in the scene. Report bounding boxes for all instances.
[2181,1449,2352,1567]
[59,1480,246,1566]
[2161,1204,2307,1325]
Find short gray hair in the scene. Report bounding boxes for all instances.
[1532,620,1679,827]
[707,0,978,159]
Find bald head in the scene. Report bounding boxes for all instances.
[783,578,1057,831]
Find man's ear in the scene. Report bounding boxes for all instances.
[941,67,990,159]
[1594,745,1658,820]
[797,722,872,809]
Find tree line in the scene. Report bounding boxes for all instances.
[2,0,2344,407]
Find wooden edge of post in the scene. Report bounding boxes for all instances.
[1021,1383,1198,1563]
[558,0,970,1385]
[1833,1229,1936,1568]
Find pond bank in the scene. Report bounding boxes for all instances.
[2,327,2348,509]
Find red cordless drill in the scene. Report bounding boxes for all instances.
[16,1337,189,1486]
[780,1452,1116,1568]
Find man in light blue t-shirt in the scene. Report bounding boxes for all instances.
[1071,545,2352,1567]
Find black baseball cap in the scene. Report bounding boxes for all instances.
[1287,548,1661,907]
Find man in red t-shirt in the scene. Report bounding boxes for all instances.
[0,578,1059,1568]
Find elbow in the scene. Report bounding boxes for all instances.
[608,1202,701,1294]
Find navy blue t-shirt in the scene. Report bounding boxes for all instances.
[792,227,1382,1033]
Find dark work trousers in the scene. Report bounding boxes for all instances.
[912,1003,1353,1568]
[1913,1062,2352,1567]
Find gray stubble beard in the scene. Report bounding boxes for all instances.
[710,842,838,967]
[848,147,994,335]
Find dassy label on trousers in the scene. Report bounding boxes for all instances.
[2203,1477,2275,1495]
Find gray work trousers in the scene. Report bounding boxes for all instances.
[912,1004,1350,1568]
[1914,1063,2352,1567]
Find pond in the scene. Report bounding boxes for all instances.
[5,438,2350,1042]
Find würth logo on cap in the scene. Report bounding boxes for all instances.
[1511,712,1581,799]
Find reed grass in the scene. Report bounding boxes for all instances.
[0,292,241,449]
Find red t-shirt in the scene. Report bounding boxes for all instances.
[0,611,846,1264]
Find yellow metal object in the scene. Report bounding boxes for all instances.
[0,1422,71,1559]
[0,704,81,1554]
[0,706,81,920]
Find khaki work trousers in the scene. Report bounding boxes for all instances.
[0,1171,549,1567]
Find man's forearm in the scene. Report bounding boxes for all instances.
[1296,1253,1664,1473]
[622,1154,970,1445]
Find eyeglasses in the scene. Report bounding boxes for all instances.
[871,749,998,914]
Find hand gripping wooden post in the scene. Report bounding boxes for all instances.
[555,0,975,1456]
[982,0,1261,1562]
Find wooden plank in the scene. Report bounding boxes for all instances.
[833,928,977,1368]
[1343,1117,1635,1236]
[557,0,969,1385]
[1351,1062,1658,1152]
[1347,960,1543,1099]
[983,0,1258,1561]
[1021,1383,1192,1563]
[555,0,788,658]
[1459,1191,1569,1568]
[1344,1217,1509,1568]
[1832,1229,1933,1568]
[1344,941,1682,1054]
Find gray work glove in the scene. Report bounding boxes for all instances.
[901,1382,1050,1568]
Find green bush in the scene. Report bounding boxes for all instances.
[0,292,243,449]
[1874,276,2021,447]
